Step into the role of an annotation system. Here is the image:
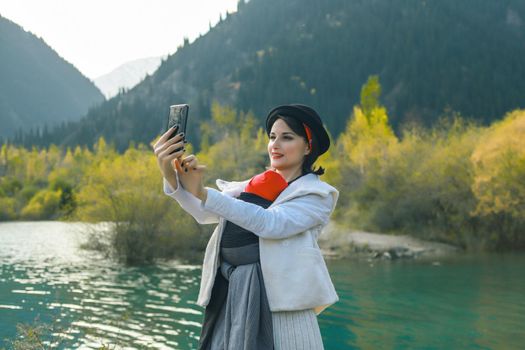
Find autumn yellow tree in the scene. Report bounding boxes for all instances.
[75,140,204,264]
[198,101,267,182]
[332,75,398,226]
[470,109,525,248]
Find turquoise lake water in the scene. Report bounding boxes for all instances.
[0,221,524,349]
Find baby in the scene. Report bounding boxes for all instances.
[243,169,289,202]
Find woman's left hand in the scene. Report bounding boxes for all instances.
[175,154,208,202]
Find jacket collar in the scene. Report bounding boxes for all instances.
[215,172,339,210]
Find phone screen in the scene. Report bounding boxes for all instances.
[166,104,189,140]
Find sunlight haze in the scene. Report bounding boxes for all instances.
[0,0,239,79]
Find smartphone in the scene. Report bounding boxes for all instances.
[166,104,189,153]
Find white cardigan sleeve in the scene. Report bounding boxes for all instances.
[163,174,220,225]
[201,187,334,239]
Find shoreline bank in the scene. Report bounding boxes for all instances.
[319,222,461,260]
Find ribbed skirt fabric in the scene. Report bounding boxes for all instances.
[272,309,325,350]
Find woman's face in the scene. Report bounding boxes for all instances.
[268,118,310,172]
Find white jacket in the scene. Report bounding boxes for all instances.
[163,172,340,315]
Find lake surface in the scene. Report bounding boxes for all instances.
[0,221,524,349]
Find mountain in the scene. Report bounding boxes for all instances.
[94,56,164,99]
[25,0,525,151]
[0,15,104,139]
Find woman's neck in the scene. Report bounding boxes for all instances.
[275,167,303,183]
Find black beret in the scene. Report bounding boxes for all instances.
[265,104,330,155]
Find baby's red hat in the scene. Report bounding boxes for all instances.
[245,169,288,201]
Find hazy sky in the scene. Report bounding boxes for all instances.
[0,0,238,79]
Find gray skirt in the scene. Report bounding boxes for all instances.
[206,243,324,350]
[211,303,325,350]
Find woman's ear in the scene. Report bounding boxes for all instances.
[304,138,312,155]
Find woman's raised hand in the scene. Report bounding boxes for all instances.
[175,154,207,200]
[152,126,186,190]
[152,127,207,200]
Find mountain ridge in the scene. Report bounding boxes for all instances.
[16,0,525,151]
[0,15,105,139]
[94,56,164,99]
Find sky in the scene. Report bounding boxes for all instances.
[0,0,239,79]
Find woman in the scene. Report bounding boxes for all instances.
[153,104,339,349]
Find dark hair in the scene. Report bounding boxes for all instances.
[274,115,325,175]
